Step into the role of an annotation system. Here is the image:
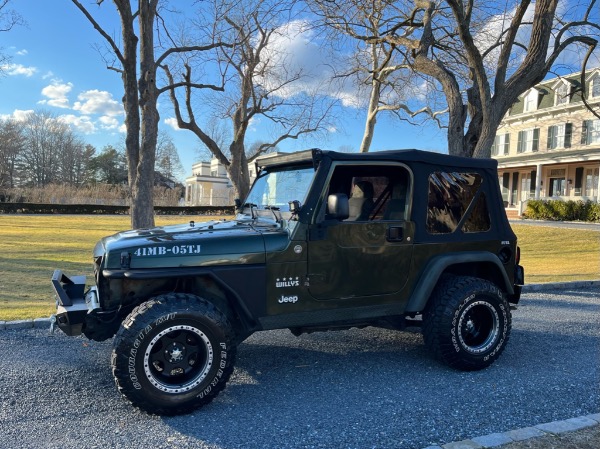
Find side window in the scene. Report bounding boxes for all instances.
[427,172,491,234]
[325,165,410,221]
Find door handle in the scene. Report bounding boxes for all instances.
[387,226,403,242]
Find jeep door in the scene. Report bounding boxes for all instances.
[307,163,414,300]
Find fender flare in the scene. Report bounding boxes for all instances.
[102,266,262,335]
[404,251,514,313]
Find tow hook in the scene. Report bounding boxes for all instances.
[50,315,57,333]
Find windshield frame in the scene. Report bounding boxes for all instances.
[239,163,316,222]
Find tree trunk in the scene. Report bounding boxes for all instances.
[227,142,251,201]
[360,75,381,153]
[130,0,158,229]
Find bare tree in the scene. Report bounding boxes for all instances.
[18,111,72,187]
[395,0,597,157]
[163,0,334,201]
[311,0,445,153]
[155,131,184,181]
[0,118,24,188]
[71,0,224,227]
[316,0,599,158]
[0,0,24,74]
[56,138,95,186]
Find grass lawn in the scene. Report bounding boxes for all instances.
[512,224,600,284]
[0,215,230,321]
[0,216,598,321]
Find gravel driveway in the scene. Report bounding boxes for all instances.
[0,286,598,449]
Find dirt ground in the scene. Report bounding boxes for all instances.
[497,425,599,449]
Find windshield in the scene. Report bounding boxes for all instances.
[243,165,315,219]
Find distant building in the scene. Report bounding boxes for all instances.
[184,159,232,206]
[184,153,281,206]
[492,68,600,217]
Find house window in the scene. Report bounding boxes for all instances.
[585,168,599,198]
[547,123,572,150]
[517,128,540,153]
[555,83,570,106]
[592,74,600,98]
[491,133,510,156]
[524,89,539,112]
[581,119,600,145]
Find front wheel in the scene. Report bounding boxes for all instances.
[111,293,236,415]
[423,276,511,371]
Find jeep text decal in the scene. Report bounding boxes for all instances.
[133,245,201,257]
[279,295,299,303]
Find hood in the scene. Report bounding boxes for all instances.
[98,218,288,269]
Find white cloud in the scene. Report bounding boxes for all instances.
[58,114,96,134]
[42,71,54,80]
[98,115,120,130]
[15,49,28,56]
[39,80,73,109]
[73,90,123,116]
[0,109,34,121]
[1,63,37,77]
[255,19,377,109]
[164,117,182,131]
[256,20,337,100]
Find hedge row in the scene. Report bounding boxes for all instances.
[523,199,600,222]
[0,202,235,216]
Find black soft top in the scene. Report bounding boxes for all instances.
[257,148,497,171]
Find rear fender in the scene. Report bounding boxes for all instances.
[405,252,513,313]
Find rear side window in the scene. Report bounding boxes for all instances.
[427,172,491,234]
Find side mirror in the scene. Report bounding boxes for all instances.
[234,198,242,212]
[327,194,349,220]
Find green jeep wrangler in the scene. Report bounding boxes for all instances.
[52,149,524,415]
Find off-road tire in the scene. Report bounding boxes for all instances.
[111,293,236,415]
[423,275,511,371]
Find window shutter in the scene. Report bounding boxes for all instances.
[517,131,524,153]
[575,167,584,196]
[530,170,536,196]
[547,126,554,150]
[581,121,589,145]
[532,128,540,152]
[504,133,510,155]
[565,123,572,148]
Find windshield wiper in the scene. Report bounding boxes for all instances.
[264,205,282,223]
[240,203,257,219]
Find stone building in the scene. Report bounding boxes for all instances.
[184,153,280,206]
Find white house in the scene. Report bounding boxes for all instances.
[492,68,600,217]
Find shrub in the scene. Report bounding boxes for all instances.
[524,199,600,222]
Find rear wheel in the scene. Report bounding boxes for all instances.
[423,275,511,371]
[111,293,236,415]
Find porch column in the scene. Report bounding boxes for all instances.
[597,163,600,203]
[535,164,543,200]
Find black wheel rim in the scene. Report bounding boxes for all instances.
[143,324,213,393]
[457,300,500,354]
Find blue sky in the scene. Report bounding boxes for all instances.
[0,2,449,181]
[2,2,597,182]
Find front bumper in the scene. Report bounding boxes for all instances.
[51,270,99,336]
